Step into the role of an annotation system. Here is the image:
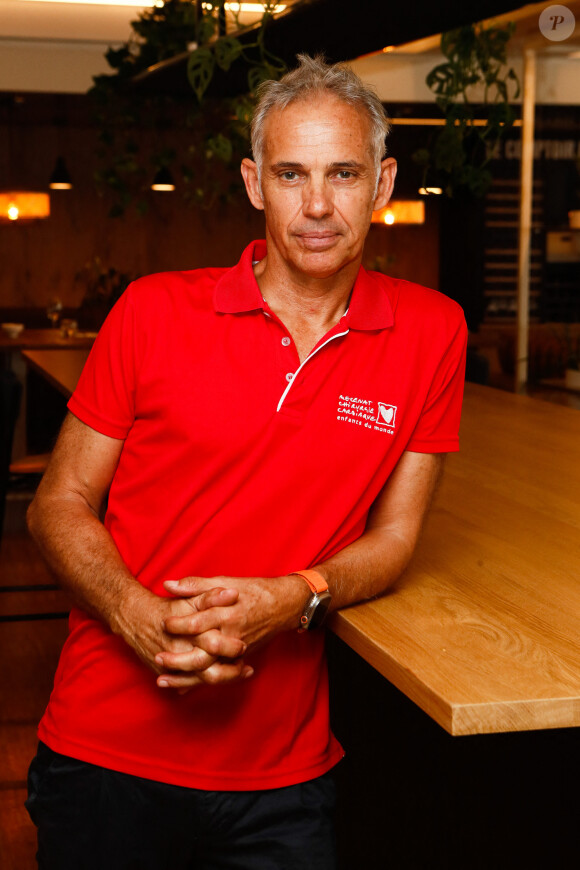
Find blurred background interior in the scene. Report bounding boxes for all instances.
[1,2,580,867]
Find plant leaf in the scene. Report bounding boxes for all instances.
[247,64,272,94]
[187,47,215,102]
[215,37,243,72]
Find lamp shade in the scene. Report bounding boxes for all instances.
[0,192,50,222]
[151,167,176,191]
[372,200,425,225]
[49,156,73,190]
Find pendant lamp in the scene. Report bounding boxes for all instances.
[49,156,73,190]
[151,167,176,191]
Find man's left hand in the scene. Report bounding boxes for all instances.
[154,574,309,688]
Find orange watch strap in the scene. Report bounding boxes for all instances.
[290,569,328,594]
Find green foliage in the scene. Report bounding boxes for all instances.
[91,1,286,217]
[187,47,215,101]
[413,22,519,198]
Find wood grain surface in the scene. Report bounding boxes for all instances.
[330,383,580,736]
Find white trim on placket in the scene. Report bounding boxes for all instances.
[276,328,350,412]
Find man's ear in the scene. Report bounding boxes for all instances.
[241,158,264,211]
[373,157,397,212]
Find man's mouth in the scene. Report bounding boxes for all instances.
[295,231,340,250]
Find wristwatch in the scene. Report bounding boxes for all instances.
[290,569,332,632]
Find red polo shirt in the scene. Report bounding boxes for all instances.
[39,240,466,790]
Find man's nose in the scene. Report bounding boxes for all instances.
[302,179,334,219]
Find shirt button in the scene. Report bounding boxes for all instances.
[285,372,294,382]
[281,336,291,346]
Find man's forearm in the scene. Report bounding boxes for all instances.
[310,451,446,611]
[27,490,154,637]
[312,525,415,612]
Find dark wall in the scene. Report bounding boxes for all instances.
[0,93,265,311]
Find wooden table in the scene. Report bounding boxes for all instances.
[21,349,90,399]
[4,336,96,459]
[0,328,96,352]
[330,382,580,736]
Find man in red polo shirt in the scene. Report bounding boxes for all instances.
[26,55,466,869]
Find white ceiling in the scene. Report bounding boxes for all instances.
[0,0,299,91]
[0,0,140,42]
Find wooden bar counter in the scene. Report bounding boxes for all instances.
[330,382,580,736]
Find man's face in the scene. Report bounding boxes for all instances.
[242,95,396,281]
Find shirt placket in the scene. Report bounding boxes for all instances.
[262,307,350,415]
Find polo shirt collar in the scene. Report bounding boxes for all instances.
[343,264,394,331]
[214,240,267,314]
[214,239,394,330]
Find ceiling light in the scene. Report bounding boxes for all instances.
[203,3,286,11]
[49,157,73,190]
[151,167,176,191]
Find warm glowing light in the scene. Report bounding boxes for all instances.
[223,2,286,10]
[49,157,73,190]
[23,1,286,14]
[0,192,51,222]
[419,187,443,196]
[372,201,425,225]
[202,2,286,11]
[151,167,176,191]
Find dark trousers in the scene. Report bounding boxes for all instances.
[26,742,337,870]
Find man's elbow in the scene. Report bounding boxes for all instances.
[26,487,48,544]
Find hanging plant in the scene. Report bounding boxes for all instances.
[90,1,286,217]
[413,21,520,198]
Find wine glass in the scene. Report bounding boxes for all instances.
[46,297,63,329]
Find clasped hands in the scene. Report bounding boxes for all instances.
[130,574,308,693]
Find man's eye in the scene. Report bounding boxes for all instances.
[336,170,354,179]
[281,171,298,181]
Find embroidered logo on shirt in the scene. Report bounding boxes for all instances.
[336,395,397,435]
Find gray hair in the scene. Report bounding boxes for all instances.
[250,54,390,186]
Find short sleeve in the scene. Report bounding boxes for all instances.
[406,309,467,454]
[68,286,141,440]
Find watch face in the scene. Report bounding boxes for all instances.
[305,591,332,630]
